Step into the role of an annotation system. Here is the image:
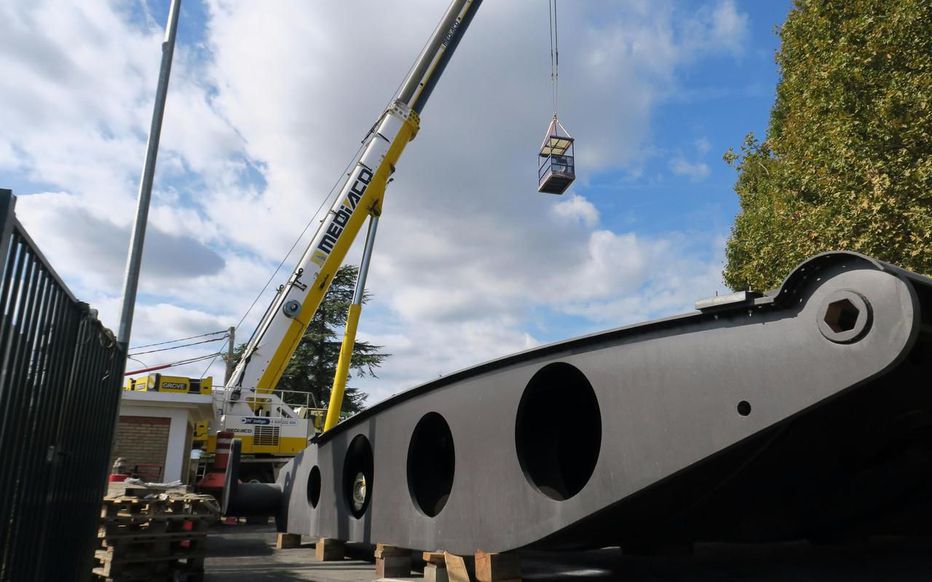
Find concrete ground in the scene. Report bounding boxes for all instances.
[205,524,932,581]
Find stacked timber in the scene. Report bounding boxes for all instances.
[93,485,219,582]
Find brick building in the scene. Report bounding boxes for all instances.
[111,391,213,483]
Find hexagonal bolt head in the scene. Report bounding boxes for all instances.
[824,298,860,333]
[818,291,872,344]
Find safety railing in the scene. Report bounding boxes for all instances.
[214,386,322,412]
[538,153,575,183]
[212,387,333,437]
[0,189,127,582]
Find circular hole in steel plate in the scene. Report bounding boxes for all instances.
[407,412,455,517]
[307,465,321,508]
[515,362,601,501]
[342,434,373,518]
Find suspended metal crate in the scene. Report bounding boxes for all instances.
[538,117,575,195]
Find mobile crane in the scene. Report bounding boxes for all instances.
[225,0,482,423]
[147,0,486,481]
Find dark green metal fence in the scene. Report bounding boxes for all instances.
[0,189,126,582]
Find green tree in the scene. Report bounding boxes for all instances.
[724,0,932,291]
[227,265,388,414]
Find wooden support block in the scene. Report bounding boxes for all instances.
[423,551,447,566]
[475,550,520,582]
[375,543,411,558]
[443,552,473,582]
[275,533,301,549]
[315,537,345,561]
[425,562,450,582]
[375,545,411,578]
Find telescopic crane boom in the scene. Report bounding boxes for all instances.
[225,1,483,413]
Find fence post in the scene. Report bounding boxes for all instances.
[0,189,17,268]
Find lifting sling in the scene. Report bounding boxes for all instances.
[538,0,575,195]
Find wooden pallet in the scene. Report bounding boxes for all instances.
[92,490,217,581]
[99,519,209,538]
[100,496,218,520]
[97,534,208,558]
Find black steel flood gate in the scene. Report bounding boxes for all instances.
[0,189,126,582]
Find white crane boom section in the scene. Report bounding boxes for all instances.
[226,0,482,399]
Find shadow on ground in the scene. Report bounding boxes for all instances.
[206,524,932,581]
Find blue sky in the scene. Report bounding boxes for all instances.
[0,0,793,403]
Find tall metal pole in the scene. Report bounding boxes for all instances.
[117,0,182,345]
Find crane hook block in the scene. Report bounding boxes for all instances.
[538,117,575,195]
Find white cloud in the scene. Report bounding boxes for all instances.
[552,194,600,227]
[359,319,541,400]
[681,0,750,58]
[2,0,742,401]
[670,158,711,181]
[15,191,225,293]
[710,0,750,56]
[559,234,725,325]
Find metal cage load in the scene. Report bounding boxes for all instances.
[538,117,575,195]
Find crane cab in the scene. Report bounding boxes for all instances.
[538,117,575,195]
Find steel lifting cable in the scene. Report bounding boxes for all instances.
[548,0,560,119]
